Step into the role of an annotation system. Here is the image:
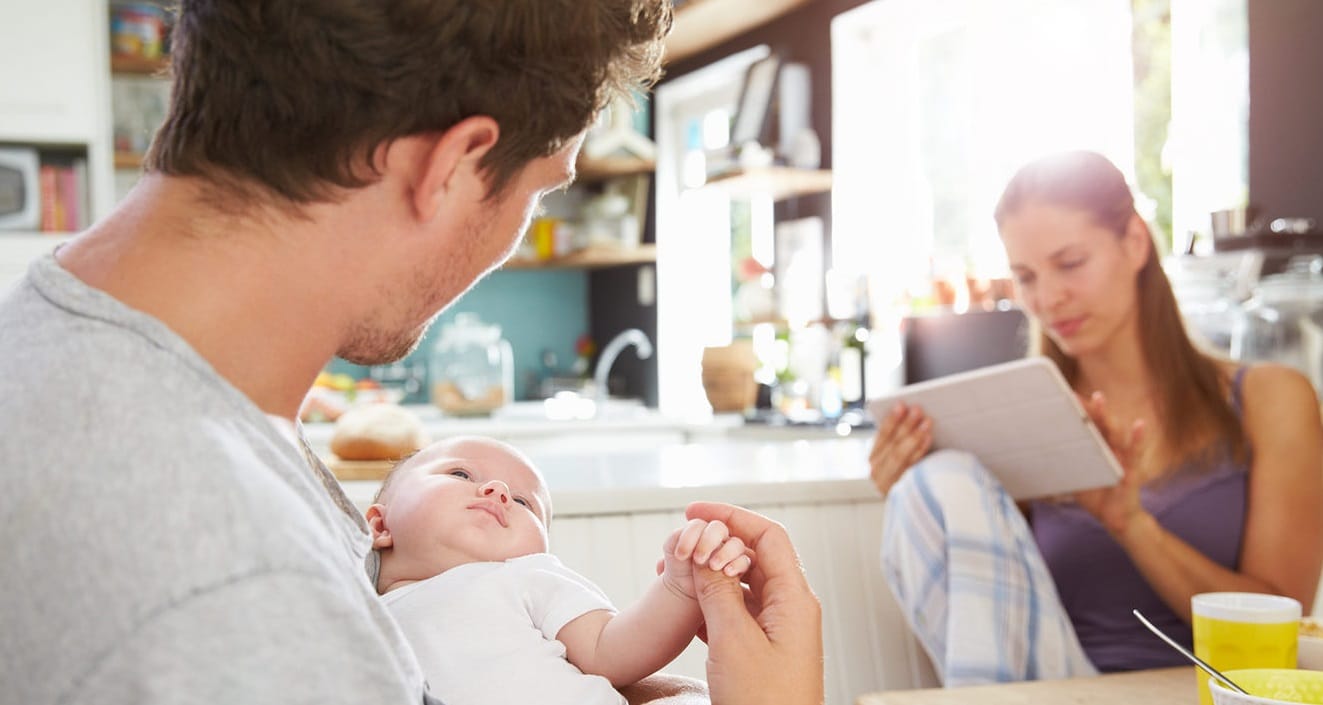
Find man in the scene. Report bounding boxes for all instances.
[0,2,822,704]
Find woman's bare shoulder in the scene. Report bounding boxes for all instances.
[1239,362,1315,397]
[1236,362,1320,433]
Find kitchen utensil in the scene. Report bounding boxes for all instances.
[1133,608,1249,695]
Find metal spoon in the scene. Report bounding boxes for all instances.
[1132,609,1249,695]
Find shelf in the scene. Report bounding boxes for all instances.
[503,244,657,271]
[114,151,144,170]
[699,167,832,202]
[666,0,816,64]
[110,54,169,77]
[575,156,655,184]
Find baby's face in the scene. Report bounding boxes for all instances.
[381,437,551,574]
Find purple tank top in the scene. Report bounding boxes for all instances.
[1031,368,1250,672]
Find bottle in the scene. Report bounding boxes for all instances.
[428,313,514,417]
[839,320,869,409]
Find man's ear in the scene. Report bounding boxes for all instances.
[409,115,500,223]
[365,504,393,549]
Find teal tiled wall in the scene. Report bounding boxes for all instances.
[327,269,589,402]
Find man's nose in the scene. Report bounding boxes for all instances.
[478,480,510,504]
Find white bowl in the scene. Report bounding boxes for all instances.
[1209,669,1323,705]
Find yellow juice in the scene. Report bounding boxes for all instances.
[1193,615,1298,705]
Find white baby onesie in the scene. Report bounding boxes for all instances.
[382,553,625,705]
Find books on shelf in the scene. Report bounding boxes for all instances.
[37,158,91,233]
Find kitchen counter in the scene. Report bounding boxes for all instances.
[303,402,858,448]
[301,402,727,447]
[306,403,875,515]
[336,435,875,515]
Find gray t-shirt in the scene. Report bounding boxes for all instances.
[0,254,430,704]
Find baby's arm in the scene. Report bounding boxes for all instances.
[556,519,751,687]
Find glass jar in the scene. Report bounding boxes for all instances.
[428,313,514,416]
[1230,256,1323,389]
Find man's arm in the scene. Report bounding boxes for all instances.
[79,571,423,704]
[686,502,825,705]
[621,673,710,705]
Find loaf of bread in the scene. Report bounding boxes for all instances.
[329,404,428,461]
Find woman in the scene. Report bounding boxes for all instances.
[870,150,1322,685]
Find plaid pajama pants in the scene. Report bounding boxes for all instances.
[881,449,1098,686]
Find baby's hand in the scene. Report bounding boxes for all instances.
[661,519,752,599]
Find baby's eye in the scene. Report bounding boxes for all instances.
[448,469,473,480]
[512,496,530,508]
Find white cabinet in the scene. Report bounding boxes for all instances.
[550,498,939,704]
[0,0,110,146]
[0,0,116,279]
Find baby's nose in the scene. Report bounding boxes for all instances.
[479,480,510,504]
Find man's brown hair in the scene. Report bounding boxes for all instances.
[146,0,671,204]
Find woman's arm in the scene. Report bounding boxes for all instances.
[1092,364,1323,621]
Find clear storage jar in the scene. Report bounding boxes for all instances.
[1230,256,1323,390]
[428,313,514,416]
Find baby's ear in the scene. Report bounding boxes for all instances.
[365,504,394,549]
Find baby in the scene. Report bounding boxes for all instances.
[364,435,751,705]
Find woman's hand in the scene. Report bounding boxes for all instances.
[1072,391,1149,538]
[684,502,823,705]
[868,402,933,497]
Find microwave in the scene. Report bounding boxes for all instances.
[0,147,41,231]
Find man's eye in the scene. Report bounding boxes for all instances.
[448,469,473,480]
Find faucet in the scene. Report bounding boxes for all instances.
[593,328,653,410]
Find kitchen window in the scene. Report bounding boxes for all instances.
[654,46,774,417]
[831,0,1137,314]
[830,0,1248,314]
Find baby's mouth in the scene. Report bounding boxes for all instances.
[468,502,508,527]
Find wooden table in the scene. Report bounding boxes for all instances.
[855,667,1193,705]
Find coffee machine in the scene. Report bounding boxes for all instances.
[1212,216,1323,275]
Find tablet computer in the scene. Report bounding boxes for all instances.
[866,357,1123,500]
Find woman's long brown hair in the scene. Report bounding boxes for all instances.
[994,151,1247,466]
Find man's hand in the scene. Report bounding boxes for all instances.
[684,502,824,705]
[662,519,752,600]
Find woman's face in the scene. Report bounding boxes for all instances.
[999,202,1147,358]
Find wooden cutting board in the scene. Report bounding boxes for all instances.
[327,458,398,482]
